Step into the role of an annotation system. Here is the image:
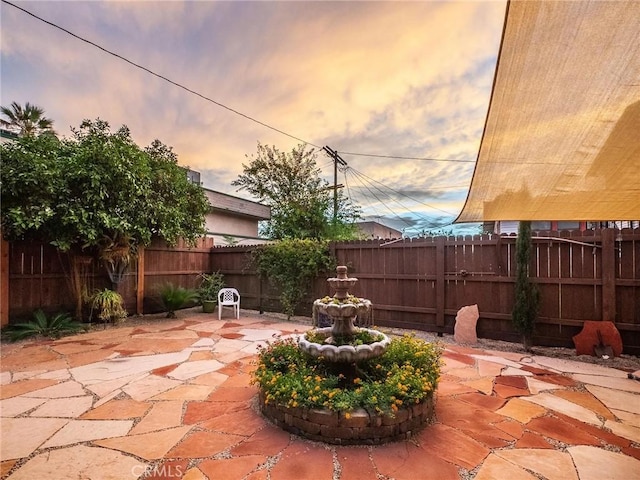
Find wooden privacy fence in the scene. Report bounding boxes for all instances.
[2,229,639,354]
[211,229,640,354]
[2,237,215,322]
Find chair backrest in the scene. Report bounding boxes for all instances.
[218,288,239,304]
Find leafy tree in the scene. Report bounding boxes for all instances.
[512,221,540,351]
[232,142,361,240]
[1,119,210,319]
[1,101,56,137]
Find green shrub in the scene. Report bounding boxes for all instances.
[4,310,84,341]
[252,333,442,416]
[512,221,540,351]
[159,283,198,318]
[252,239,334,318]
[90,288,127,323]
[197,271,225,303]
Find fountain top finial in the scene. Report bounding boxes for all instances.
[328,266,357,300]
[336,265,348,279]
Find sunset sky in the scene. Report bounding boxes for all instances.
[1,0,507,236]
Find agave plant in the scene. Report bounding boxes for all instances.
[159,283,198,318]
[4,310,84,342]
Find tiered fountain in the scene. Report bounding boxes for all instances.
[299,266,390,362]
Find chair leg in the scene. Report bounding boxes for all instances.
[218,304,221,320]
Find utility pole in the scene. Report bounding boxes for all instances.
[322,146,347,223]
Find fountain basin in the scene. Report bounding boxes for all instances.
[299,327,390,362]
[314,298,371,320]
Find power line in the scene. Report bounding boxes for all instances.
[347,166,459,217]
[338,151,475,163]
[4,0,481,189]
[316,150,466,231]
[2,0,320,148]
[342,167,462,232]
[4,0,481,168]
[344,169,415,229]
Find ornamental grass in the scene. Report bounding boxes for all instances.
[252,333,443,416]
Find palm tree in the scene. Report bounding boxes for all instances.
[0,101,55,137]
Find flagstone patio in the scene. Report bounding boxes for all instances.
[1,309,639,479]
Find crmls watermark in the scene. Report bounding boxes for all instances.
[131,464,184,478]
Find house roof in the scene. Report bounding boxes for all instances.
[457,0,640,222]
[204,188,271,221]
[0,128,19,142]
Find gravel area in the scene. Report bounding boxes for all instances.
[7,306,638,373]
[398,329,640,373]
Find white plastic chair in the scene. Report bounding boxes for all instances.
[218,288,240,320]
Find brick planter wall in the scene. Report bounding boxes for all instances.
[258,392,435,445]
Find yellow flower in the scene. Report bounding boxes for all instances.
[345,412,351,419]
[353,378,362,384]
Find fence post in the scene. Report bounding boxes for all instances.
[436,236,445,332]
[601,229,616,322]
[0,238,9,326]
[136,246,145,315]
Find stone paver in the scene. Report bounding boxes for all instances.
[5,445,145,480]
[129,400,184,435]
[372,441,460,480]
[94,425,192,460]
[0,396,46,416]
[475,454,538,480]
[0,417,68,459]
[29,396,93,418]
[496,449,579,480]
[41,419,133,448]
[522,392,603,426]
[79,398,150,420]
[586,384,640,415]
[1,308,638,480]
[568,445,640,480]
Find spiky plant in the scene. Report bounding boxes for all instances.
[4,310,83,341]
[159,283,198,318]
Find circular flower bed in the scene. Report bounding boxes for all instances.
[252,333,443,444]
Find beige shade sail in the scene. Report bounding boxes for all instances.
[456,0,640,223]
